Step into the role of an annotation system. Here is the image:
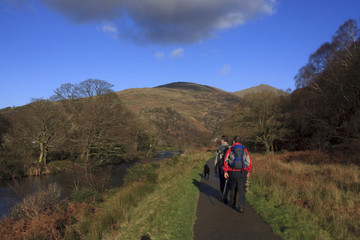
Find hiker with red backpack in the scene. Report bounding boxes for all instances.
[223,135,252,213]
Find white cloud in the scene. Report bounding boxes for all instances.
[98,23,118,34]
[220,64,232,75]
[154,52,165,60]
[171,48,184,58]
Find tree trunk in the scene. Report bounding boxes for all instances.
[43,146,48,165]
[39,142,48,165]
[270,142,274,154]
[81,149,90,162]
[264,141,270,154]
[39,142,44,163]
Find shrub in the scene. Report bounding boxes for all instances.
[0,170,11,181]
[47,160,70,174]
[71,188,102,204]
[0,201,79,240]
[165,154,180,167]
[123,162,160,185]
[10,183,61,219]
[68,163,111,194]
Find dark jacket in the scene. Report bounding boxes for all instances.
[214,142,230,174]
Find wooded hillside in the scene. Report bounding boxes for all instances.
[116,82,243,146]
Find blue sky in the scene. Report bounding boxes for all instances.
[0,0,359,109]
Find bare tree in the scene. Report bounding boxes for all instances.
[293,19,360,148]
[78,79,114,98]
[67,93,135,163]
[9,99,62,165]
[0,113,10,151]
[221,91,290,154]
[52,79,114,101]
[51,83,80,101]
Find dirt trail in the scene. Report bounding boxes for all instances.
[193,157,281,240]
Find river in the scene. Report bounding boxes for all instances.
[0,150,181,218]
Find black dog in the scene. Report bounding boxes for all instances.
[203,164,210,180]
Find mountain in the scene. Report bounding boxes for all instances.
[116,82,242,145]
[116,82,284,146]
[232,84,284,98]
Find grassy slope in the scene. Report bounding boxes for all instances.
[114,175,196,239]
[111,152,213,240]
[233,84,285,98]
[247,152,360,240]
[116,83,242,133]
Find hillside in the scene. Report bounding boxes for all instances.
[116,82,286,147]
[233,84,284,98]
[0,82,283,147]
[116,82,242,146]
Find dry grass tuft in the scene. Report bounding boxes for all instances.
[10,183,61,219]
[0,201,82,240]
[251,151,360,239]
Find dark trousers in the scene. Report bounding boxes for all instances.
[219,167,226,193]
[229,170,248,208]
[223,180,237,205]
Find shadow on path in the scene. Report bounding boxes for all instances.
[192,178,223,206]
[193,157,281,240]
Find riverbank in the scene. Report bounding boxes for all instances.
[0,160,131,217]
[0,151,212,239]
[0,150,183,182]
[0,150,183,217]
[0,160,72,182]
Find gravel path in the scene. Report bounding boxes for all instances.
[193,157,281,240]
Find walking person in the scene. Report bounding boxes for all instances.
[214,135,230,201]
[223,136,252,213]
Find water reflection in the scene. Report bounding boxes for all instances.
[0,150,181,218]
[0,164,129,217]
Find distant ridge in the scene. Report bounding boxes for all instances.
[155,82,221,92]
[233,84,284,98]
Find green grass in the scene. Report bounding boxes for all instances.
[71,152,212,240]
[74,181,157,239]
[246,152,360,240]
[247,184,331,240]
[111,152,212,240]
[72,162,160,239]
